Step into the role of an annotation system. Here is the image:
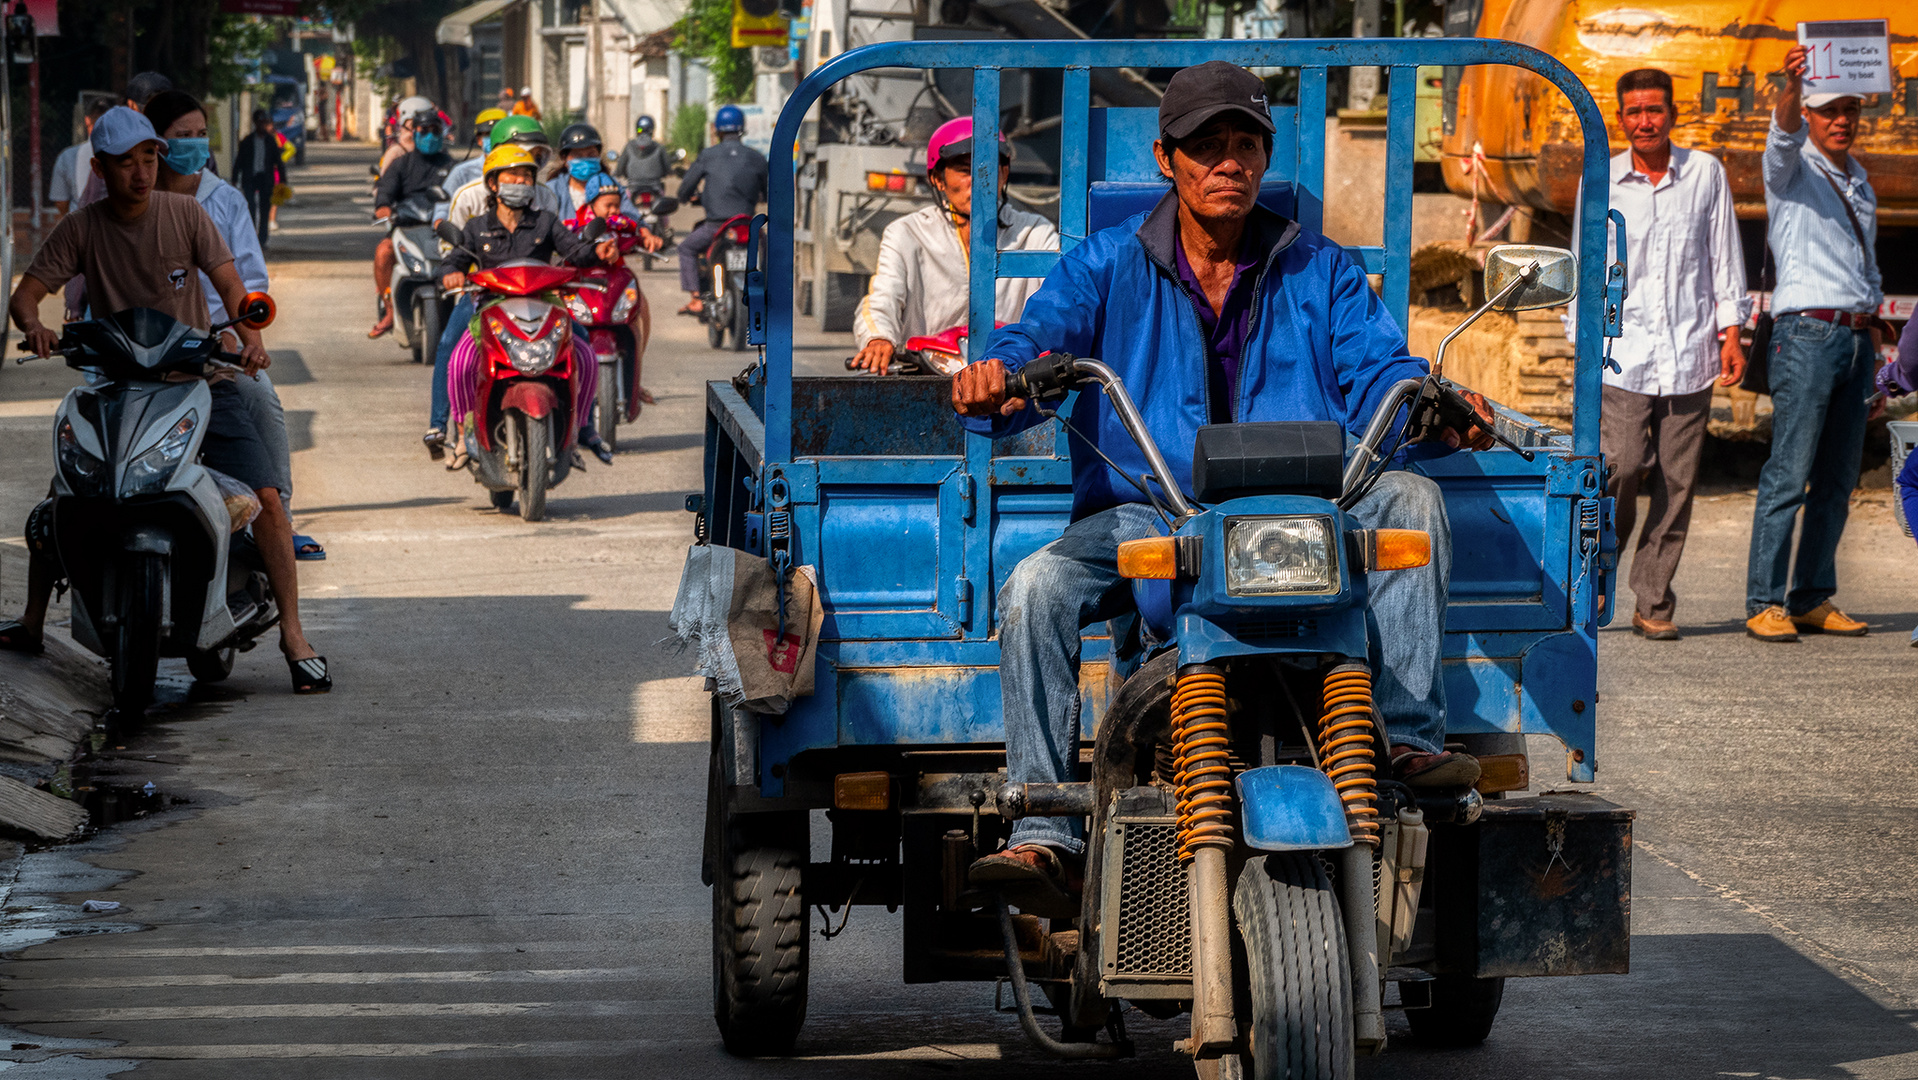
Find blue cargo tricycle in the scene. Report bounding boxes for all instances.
[694,36,1633,1078]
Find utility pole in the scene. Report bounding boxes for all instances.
[1346,0,1382,111]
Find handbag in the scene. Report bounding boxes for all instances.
[1739,243,1775,396]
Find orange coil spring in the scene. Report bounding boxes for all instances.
[1169,669,1235,862]
[1319,666,1382,847]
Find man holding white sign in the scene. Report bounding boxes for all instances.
[1744,39,1884,643]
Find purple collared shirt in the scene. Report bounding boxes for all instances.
[1174,236,1262,422]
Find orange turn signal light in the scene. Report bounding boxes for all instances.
[1474,753,1529,794]
[1367,529,1431,571]
[1117,536,1199,580]
[1116,537,1178,579]
[833,771,892,811]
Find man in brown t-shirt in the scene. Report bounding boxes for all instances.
[0,107,328,695]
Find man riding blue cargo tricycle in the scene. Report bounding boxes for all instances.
[686,36,1633,1080]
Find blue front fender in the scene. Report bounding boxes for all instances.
[1236,765,1354,851]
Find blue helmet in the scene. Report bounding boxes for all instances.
[714,104,745,134]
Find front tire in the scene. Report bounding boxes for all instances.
[706,280,727,349]
[713,810,809,1056]
[187,646,236,683]
[418,292,442,367]
[1235,852,1355,1080]
[111,553,166,715]
[596,359,620,452]
[730,288,749,352]
[1404,974,1505,1046]
[407,293,426,363]
[516,413,551,522]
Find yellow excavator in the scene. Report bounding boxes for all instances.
[1441,0,1915,295]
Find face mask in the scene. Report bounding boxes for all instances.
[415,132,444,155]
[495,182,535,208]
[480,136,493,154]
[568,158,601,181]
[162,137,210,176]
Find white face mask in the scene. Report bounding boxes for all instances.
[496,182,535,208]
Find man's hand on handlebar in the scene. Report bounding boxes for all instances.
[238,341,271,377]
[1438,388,1497,451]
[441,271,466,292]
[374,206,392,221]
[854,339,896,375]
[594,238,621,263]
[952,359,1028,417]
[21,323,57,359]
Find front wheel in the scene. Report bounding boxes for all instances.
[111,552,166,715]
[406,293,426,363]
[418,293,442,367]
[713,809,809,1056]
[186,646,235,683]
[516,413,551,522]
[1234,852,1354,1080]
[706,280,728,349]
[730,287,749,352]
[1404,974,1505,1046]
[596,359,620,452]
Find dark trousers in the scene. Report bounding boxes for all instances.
[1745,314,1874,617]
[241,182,273,248]
[1601,383,1712,622]
[677,219,725,293]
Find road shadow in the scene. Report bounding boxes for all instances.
[291,495,469,515]
[616,430,704,454]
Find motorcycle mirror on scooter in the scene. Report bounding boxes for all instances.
[653,196,679,216]
[582,218,610,243]
[434,220,465,248]
[1431,245,1577,381]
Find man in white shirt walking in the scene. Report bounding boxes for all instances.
[1576,68,1747,639]
[1743,43,1883,643]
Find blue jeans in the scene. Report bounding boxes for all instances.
[431,294,476,431]
[1746,314,1873,617]
[999,470,1453,853]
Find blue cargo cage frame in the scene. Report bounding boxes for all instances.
[704,37,1619,797]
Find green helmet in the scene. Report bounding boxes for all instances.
[489,114,548,147]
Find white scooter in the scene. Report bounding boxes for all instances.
[25,297,280,714]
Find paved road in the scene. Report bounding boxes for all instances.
[0,142,1911,1078]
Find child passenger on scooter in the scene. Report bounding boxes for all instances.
[565,172,660,409]
[442,144,622,464]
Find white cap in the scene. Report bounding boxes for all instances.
[397,95,434,121]
[1804,92,1861,109]
[90,106,166,156]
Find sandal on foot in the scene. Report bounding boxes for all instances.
[0,621,44,655]
[423,428,447,461]
[635,386,656,405]
[288,655,331,694]
[581,433,614,465]
[968,844,1082,920]
[1392,745,1481,789]
[294,535,326,561]
[676,303,702,317]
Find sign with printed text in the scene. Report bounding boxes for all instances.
[1797,20,1894,98]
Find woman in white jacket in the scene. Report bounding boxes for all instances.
[851,118,1059,374]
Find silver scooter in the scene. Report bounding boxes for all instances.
[24,299,280,714]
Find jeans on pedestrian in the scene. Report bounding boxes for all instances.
[431,294,476,430]
[998,470,1452,854]
[1746,314,1873,617]
[677,220,725,293]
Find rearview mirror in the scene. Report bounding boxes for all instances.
[582,218,610,242]
[434,219,464,247]
[238,292,276,331]
[1483,245,1577,310]
[654,195,679,216]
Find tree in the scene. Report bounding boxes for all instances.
[675,0,755,104]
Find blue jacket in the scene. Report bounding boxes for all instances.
[963,194,1431,519]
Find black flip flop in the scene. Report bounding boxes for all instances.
[288,655,331,694]
[0,621,44,656]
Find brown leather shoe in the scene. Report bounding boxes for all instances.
[1746,605,1799,643]
[1790,601,1868,637]
[1631,613,1679,640]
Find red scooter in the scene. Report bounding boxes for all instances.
[459,259,588,522]
[564,263,644,452]
[697,214,755,352]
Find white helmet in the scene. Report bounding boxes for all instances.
[397,95,434,122]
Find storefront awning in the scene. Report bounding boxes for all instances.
[436,0,528,47]
[600,0,686,38]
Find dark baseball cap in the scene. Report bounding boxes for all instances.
[1159,61,1275,140]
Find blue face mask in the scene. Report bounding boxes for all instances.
[162,137,210,176]
[568,157,601,181]
[415,131,444,155]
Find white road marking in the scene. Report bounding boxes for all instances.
[630,677,707,743]
[23,967,643,989]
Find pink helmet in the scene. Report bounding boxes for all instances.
[926,117,1011,173]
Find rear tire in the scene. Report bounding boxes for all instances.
[516,413,550,522]
[730,288,749,352]
[1404,975,1505,1046]
[111,553,166,715]
[418,293,442,366]
[713,810,809,1056]
[596,359,620,452]
[187,646,236,683]
[1235,852,1355,1080]
[706,281,727,349]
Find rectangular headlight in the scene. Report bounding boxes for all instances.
[1225,516,1338,596]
